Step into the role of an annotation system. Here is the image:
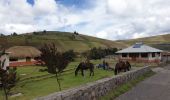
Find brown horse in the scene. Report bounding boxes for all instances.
[114,60,131,75]
[75,62,94,76]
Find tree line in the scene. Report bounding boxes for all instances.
[82,47,118,60]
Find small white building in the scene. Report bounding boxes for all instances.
[6,46,41,67]
[116,43,163,63]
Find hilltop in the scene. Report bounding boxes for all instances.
[0,31,126,52]
[118,33,170,51]
[1,31,170,52]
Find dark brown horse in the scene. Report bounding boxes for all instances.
[114,60,131,75]
[75,62,94,76]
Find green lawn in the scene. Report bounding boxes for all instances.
[0,58,153,100]
[0,60,115,100]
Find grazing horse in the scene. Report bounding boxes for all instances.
[114,60,131,75]
[75,62,94,76]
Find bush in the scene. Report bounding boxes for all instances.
[83,47,118,60]
[63,50,76,61]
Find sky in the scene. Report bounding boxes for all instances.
[0,0,170,40]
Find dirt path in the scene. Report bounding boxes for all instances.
[115,64,170,100]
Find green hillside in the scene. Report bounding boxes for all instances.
[1,31,170,52]
[118,33,170,51]
[0,31,126,52]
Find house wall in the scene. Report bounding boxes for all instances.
[119,52,161,63]
[162,55,170,63]
[0,54,9,70]
[10,58,36,62]
[9,58,38,67]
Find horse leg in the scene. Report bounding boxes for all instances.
[127,66,130,71]
[75,67,79,76]
[124,67,126,72]
[81,69,84,76]
[115,68,117,75]
[118,68,120,73]
[90,69,94,76]
[92,70,94,76]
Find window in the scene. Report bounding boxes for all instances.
[26,57,31,62]
[122,53,127,57]
[129,53,139,57]
[152,53,155,57]
[141,53,148,58]
[157,52,160,57]
[9,58,18,61]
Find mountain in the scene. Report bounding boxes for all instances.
[0,31,126,52]
[118,33,170,51]
[1,31,170,52]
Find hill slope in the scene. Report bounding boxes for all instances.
[0,31,126,52]
[118,33,170,51]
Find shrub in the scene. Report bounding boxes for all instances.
[63,50,76,61]
[83,47,118,60]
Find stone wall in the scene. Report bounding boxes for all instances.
[36,66,151,100]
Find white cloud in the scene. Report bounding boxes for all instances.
[107,0,127,15]
[96,31,108,39]
[2,24,36,33]
[33,0,58,15]
[132,32,148,39]
[0,0,170,40]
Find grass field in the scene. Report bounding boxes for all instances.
[0,58,158,100]
[1,31,170,53]
[0,31,127,52]
[0,59,116,100]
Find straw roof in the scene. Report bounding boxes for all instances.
[6,46,41,58]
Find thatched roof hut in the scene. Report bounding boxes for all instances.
[6,46,41,59]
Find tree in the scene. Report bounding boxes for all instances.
[83,47,118,60]
[12,32,17,36]
[33,31,38,35]
[43,30,46,34]
[63,50,76,61]
[0,33,5,37]
[0,51,19,100]
[39,43,70,91]
[74,31,79,35]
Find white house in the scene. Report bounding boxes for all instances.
[6,46,41,67]
[116,43,163,63]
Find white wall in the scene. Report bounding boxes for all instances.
[10,58,35,62]
[149,52,161,60]
[0,54,9,70]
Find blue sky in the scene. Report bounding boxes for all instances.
[27,0,92,9]
[27,0,34,5]
[1,0,170,40]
